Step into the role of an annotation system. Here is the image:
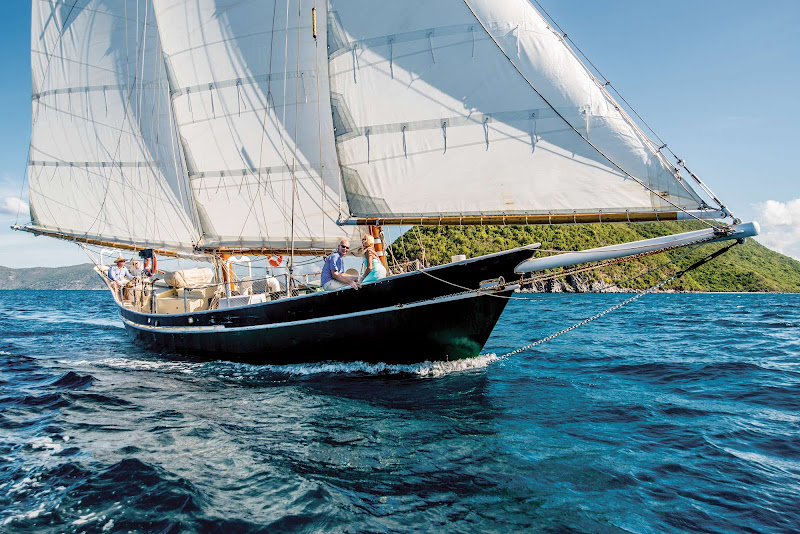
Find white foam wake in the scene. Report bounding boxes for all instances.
[218,353,501,378]
[66,353,501,378]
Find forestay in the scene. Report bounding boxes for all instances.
[29,0,200,252]
[152,0,352,252]
[326,0,706,219]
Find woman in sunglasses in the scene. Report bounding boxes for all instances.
[359,234,387,284]
[321,239,360,291]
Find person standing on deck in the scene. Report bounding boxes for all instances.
[321,240,360,291]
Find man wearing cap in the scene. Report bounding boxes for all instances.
[108,256,134,297]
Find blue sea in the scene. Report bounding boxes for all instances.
[1,290,798,533]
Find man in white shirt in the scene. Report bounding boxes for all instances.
[108,256,134,297]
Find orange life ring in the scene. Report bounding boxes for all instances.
[268,255,283,267]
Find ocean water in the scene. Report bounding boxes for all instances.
[0,290,798,534]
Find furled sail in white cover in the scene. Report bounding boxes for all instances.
[326,0,706,219]
[152,0,351,251]
[28,0,200,252]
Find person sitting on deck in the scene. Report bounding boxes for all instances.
[321,239,360,291]
[359,234,387,285]
[129,259,144,278]
[108,255,134,298]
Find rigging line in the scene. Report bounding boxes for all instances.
[529,0,727,214]
[461,0,718,230]
[142,0,156,248]
[314,0,325,244]
[416,233,717,301]
[161,38,199,245]
[85,1,150,239]
[290,0,304,275]
[14,147,31,226]
[501,242,738,357]
[529,0,677,162]
[524,239,711,288]
[137,0,148,135]
[282,0,292,252]
[240,0,280,247]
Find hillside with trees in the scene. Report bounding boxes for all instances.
[388,222,800,293]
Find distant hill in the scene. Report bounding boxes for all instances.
[389,222,800,293]
[3,223,799,292]
[0,263,105,290]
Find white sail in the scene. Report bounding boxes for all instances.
[28,0,200,252]
[152,0,351,252]
[326,0,706,219]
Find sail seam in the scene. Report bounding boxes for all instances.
[168,71,319,99]
[332,107,580,139]
[328,22,483,61]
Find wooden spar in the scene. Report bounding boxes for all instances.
[10,224,185,258]
[369,225,389,271]
[339,211,709,227]
[514,221,759,273]
[11,224,330,257]
[199,246,328,256]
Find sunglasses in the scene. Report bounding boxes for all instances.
[339,245,349,250]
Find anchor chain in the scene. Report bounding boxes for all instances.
[501,242,738,358]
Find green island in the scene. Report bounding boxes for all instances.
[388,221,800,293]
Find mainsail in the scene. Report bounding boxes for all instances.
[28,0,200,253]
[23,0,725,256]
[327,0,708,220]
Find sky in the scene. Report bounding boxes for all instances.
[1,0,798,267]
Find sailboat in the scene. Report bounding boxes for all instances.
[14,0,757,364]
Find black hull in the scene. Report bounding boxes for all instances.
[118,246,536,364]
[124,288,515,364]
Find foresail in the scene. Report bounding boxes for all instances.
[152,0,351,252]
[29,0,200,253]
[327,0,707,219]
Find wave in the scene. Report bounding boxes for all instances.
[49,371,95,390]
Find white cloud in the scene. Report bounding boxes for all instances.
[753,198,800,260]
[0,196,28,216]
